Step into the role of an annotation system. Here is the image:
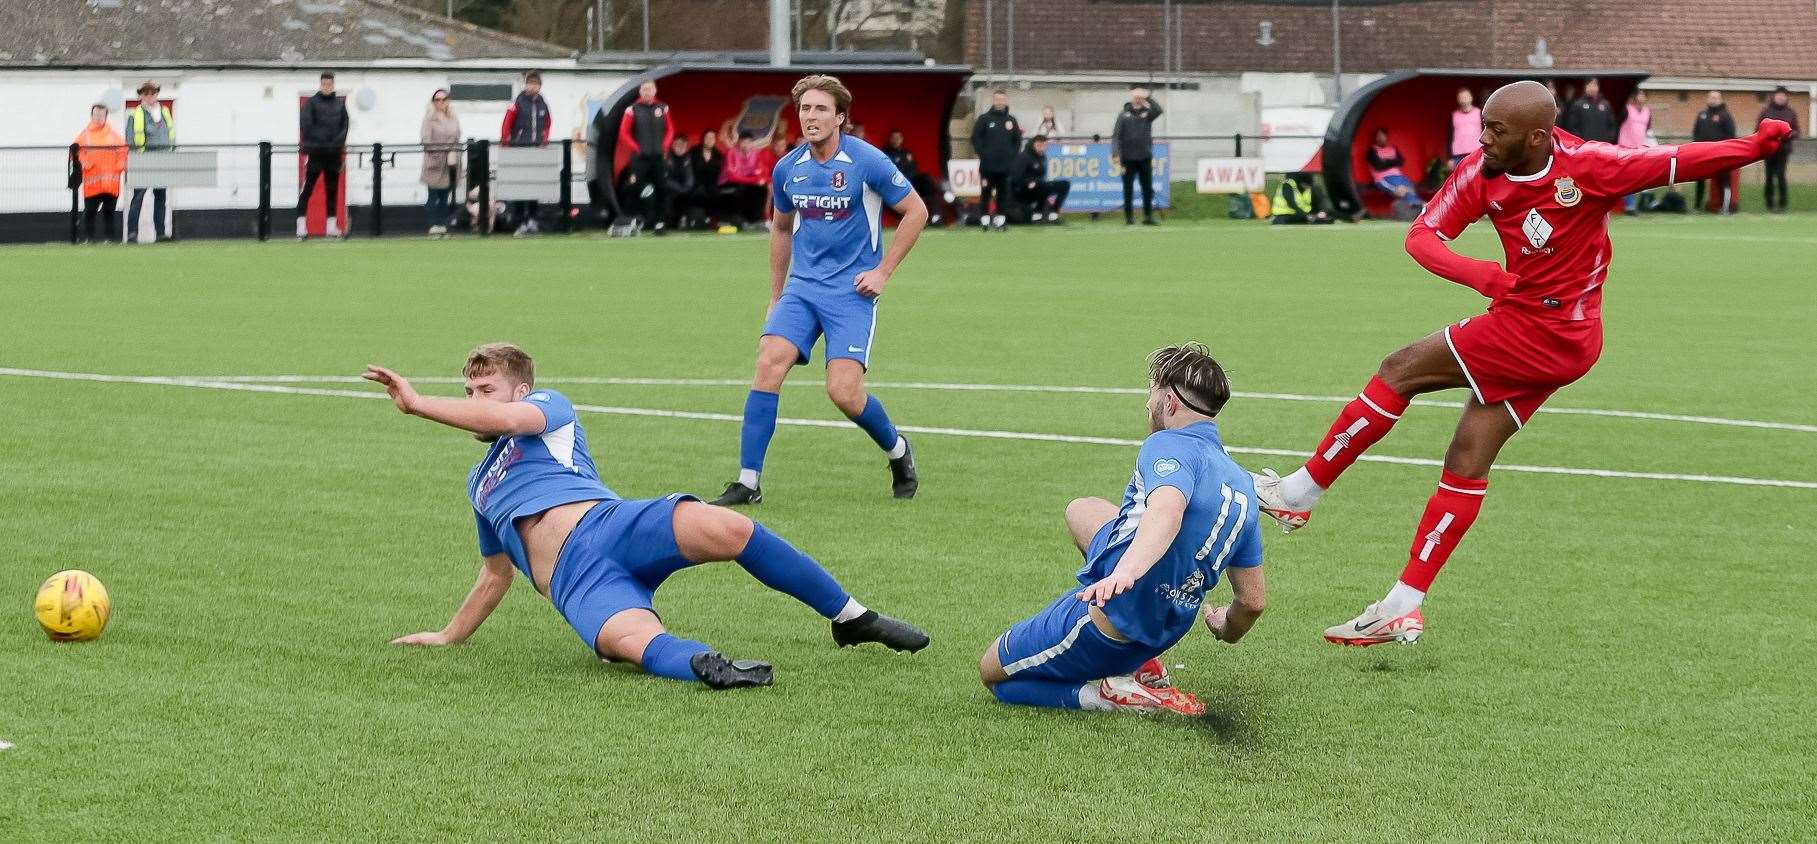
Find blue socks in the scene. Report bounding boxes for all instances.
[849,395,900,453]
[639,633,712,682]
[739,390,780,474]
[991,678,1086,710]
[736,523,851,619]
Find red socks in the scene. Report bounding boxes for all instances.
[1304,375,1410,489]
[1398,470,1489,592]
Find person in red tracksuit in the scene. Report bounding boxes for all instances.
[617,80,675,232]
[1247,81,1792,646]
[500,71,552,236]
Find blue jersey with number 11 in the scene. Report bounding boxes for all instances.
[1080,421,1263,650]
[771,134,912,290]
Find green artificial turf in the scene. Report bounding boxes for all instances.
[3,213,1814,839]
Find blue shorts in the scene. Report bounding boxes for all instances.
[761,285,878,368]
[996,591,1153,684]
[548,494,697,651]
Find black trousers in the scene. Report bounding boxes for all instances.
[980,170,1009,217]
[1019,180,1072,215]
[625,154,667,226]
[83,193,118,241]
[127,187,165,239]
[1764,150,1791,210]
[1122,159,1154,220]
[726,183,767,225]
[298,152,342,215]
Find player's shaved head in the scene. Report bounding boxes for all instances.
[1476,80,1558,174]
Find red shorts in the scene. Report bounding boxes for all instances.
[1443,308,1603,426]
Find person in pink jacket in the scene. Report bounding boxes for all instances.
[1448,88,1481,167]
[1619,90,1652,213]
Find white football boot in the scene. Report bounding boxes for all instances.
[1322,603,1424,647]
[1251,469,1312,533]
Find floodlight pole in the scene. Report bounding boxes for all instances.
[1331,0,1343,102]
[769,0,790,65]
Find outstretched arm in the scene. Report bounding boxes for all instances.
[1591,120,1793,196]
[362,365,547,438]
[392,553,515,646]
[1076,486,1187,606]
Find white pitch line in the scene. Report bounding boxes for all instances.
[3,367,1814,491]
[180,374,1817,434]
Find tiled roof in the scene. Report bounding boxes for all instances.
[0,0,570,65]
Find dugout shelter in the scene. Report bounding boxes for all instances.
[1323,69,1649,219]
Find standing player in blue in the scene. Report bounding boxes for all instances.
[367,343,928,689]
[710,75,930,506]
[978,344,1268,715]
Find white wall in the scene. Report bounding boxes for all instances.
[4,65,633,213]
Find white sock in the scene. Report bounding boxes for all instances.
[1281,467,1325,510]
[1077,682,1115,711]
[832,597,868,624]
[886,436,907,459]
[738,468,760,489]
[1380,581,1426,616]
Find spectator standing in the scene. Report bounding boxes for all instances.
[1112,86,1164,225]
[1035,105,1065,139]
[1448,88,1480,166]
[1013,135,1070,223]
[74,104,126,244]
[882,128,944,225]
[420,88,462,236]
[1561,79,1618,143]
[1758,86,1801,213]
[500,71,552,236]
[1692,91,1738,212]
[1618,89,1653,214]
[1367,128,1424,214]
[297,71,349,239]
[123,81,175,243]
[720,130,769,228]
[659,135,695,231]
[969,89,1021,230]
[618,80,675,232]
[689,128,724,226]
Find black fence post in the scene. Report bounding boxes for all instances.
[371,142,384,238]
[474,140,491,237]
[257,141,271,241]
[1234,133,1244,158]
[559,138,573,234]
[67,143,80,244]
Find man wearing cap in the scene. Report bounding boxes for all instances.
[123,81,175,243]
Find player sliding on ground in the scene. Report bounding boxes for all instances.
[367,344,928,688]
[1250,80,1795,646]
[711,74,929,507]
[979,344,1266,715]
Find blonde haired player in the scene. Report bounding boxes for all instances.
[367,344,927,688]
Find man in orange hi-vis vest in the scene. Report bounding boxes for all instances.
[74,103,126,244]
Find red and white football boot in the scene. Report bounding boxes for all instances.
[1322,603,1424,647]
[1098,675,1206,716]
[1251,469,1312,534]
[1132,657,1173,689]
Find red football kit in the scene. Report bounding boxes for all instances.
[1405,124,1790,423]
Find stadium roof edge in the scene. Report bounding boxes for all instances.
[0,58,610,72]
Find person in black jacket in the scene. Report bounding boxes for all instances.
[688,128,724,227]
[1112,87,1164,224]
[969,90,1021,230]
[1012,135,1070,223]
[501,71,552,235]
[619,80,675,231]
[297,71,349,239]
[882,128,945,225]
[659,136,696,231]
[1758,86,1802,212]
[1692,91,1738,212]
[1560,79,1618,143]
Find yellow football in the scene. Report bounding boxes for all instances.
[34,570,110,642]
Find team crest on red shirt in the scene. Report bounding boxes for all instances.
[1553,176,1581,207]
[831,171,847,191]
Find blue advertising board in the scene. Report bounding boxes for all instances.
[1043,141,1170,212]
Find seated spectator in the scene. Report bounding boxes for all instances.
[689,128,725,226]
[1270,172,1335,225]
[661,135,696,231]
[881,128,946,225]
[720,130,770,227]
[1012,135,1070,223]
[1367,129,1424,213]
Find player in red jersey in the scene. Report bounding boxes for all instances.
[1249,80,1793,646]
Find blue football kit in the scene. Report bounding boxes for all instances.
[761,134,912,368]
[995,422,1263,689]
